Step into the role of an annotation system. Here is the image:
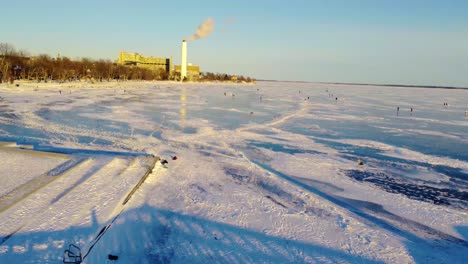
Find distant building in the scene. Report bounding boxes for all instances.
[174,64,200,80]
[116,51,172,73]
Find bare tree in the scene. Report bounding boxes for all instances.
[0,43,16,56]
[0,43,16,82]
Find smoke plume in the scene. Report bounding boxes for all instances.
[185,18,215,41]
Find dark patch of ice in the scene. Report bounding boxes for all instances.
[344,169,468,209]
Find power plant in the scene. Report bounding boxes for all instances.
[116,48,200,81]
[116,18,214,81]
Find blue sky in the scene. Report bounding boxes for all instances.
[1,0,467,86]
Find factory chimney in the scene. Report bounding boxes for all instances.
[181,40,187,81]
[180,18,214,81]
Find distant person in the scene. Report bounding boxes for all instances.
[335,97,338,101]
[465,110,467,117]
[411,108,413,112]
[59,90,61,94]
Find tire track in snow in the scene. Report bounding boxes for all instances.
[238,100,310,132]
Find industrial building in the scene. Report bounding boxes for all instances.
[116,51,172,73]
[174,64,200,80]
[116,44,201,81]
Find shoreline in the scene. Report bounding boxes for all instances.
[1,79,256,90]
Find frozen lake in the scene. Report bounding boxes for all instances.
[0,81,467,263]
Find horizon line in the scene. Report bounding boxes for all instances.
[258,79,468,90]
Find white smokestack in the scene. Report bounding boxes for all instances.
[181,40,187,80]
[180,18,214,81]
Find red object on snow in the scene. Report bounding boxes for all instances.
[172,156,178,160]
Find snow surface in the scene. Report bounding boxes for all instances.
[0,146,68,197]
[0,80,467,263]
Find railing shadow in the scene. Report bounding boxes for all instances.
[0,205,387,263]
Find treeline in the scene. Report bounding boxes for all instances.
[200,72,255,83]
[0,43,167,83]
[0,43,255,84]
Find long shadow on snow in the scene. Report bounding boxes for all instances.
[0,126,114,147]
[313,138,468,209]
[34,145,154,157]
[0,137,154,157]
[251,161,468,264]
[455,226,468,243]
[0,139,153,157]
[0,205,385,264]
[344,169,468,210]
[48,157,123,205]
[0,156,89,214]
[246,138,467,209]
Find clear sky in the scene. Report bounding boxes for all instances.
[1,0,467,86]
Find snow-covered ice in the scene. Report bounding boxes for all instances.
[0,80,467,263]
